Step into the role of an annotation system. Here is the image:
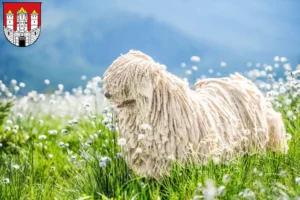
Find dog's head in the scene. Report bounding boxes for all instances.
[102,50,165,109]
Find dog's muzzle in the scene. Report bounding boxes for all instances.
[117,99,136,108]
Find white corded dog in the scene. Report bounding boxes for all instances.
[102,50,288,178]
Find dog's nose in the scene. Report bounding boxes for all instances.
[104,92,112,98]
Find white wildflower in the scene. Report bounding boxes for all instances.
[102,107,109,114]
[92,76,102,83]
[167,154,175,161]
[274,56,280,62]
[279,170,287,176]
[242,129,250,135]
[220,62,227,67]
[265,65,273,71]
[99,161,106,168]
[14,86,20,91]
[285,99,292,106]
[203,179,216,200]
[3,178,10,184]
[286,111,293,118]
[81,75,87,80]
[138,134,145,141]
[85,141,92,146]
[260,70,267,77]
[136,147,143,154]
[84,89,91,95]
[48,130,58,135]
[212,156,220,164]
[191,56,200,62]
[185,70,192,75]
[38,135,47,140]
[58,84,64,91]
[192,66,198,71]
[101,156,112,162]
[12,164,20,170]
[58,142,65,148]
[61,129,68,134]
[280,57,287,62]
[44,79,50,85]
[71,119,78,125]
[285,133,292,141]
[4,126,11,131]
[222,174,230,183]
[295,177,300,185]
[71,155,76,161]
[140,123,152,131]
[19,82,25,87]
[118,138,126,146]
[90,121,96,127]
[217,185,226,195]
[253,168,258,173]
[284,63,291,71]
[102,117,110,125]
[192,195,203,200]
[279,87,286,94]
[239,188,255,199]
[11,79,17,85]
[267,74,273,79]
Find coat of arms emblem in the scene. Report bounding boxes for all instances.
[2,2,42,47]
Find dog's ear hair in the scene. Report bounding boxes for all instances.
[136,68,163,99]
[125,50,163,98]
[137,76,154,99]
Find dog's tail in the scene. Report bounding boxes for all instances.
[265,105,289,153]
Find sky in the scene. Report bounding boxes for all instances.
[0,0,300,91]
[52,0,300,57]
[2,0,300,54]
[114,0,300,55]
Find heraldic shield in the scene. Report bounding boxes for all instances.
[3,2,42,47]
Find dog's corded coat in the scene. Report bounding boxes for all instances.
[102,50,288,178]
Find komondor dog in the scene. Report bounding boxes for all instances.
[102,50,288,178]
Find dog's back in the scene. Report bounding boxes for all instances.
[194,73,288,154]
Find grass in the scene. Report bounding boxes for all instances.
[1,81,300,199]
